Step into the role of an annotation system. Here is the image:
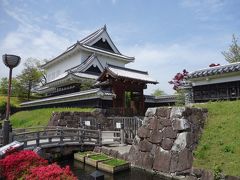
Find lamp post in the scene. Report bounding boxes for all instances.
[2,54,21,145]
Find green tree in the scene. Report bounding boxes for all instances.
[0,77,8,95]
[222,34,240,63]
[17,58,42,100]
[151,89,166,97]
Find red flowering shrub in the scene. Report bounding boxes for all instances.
[0,150,48,180]
[26,163,77,180]
[0,150,77,180]
[169,69,189,90]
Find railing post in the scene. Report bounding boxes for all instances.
[36,132,40,147]
[60,128,63,144]
[120,123,125,145]
[24,141,27,148]
[97,123,102,146]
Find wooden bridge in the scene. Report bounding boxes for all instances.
[0,126,124,149]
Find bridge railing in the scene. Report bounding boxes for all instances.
[9,126,122,148]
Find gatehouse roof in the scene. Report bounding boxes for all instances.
[98,64,158,84]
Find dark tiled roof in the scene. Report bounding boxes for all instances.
[41,25,133,68]
[98,64,158,84]
[188,62,240,79]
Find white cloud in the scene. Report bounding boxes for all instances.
[0,2,94,78]
[122,41,226,95]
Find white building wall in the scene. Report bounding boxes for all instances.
[80,50,126,68]
[191,73,240,86]
[45,49,127,82]
[45,53,82,82]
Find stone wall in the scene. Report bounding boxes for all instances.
[128,107,208,175]
[48,109,108,129]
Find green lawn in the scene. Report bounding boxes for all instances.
[193,100,240,176]
[10,107,94,128]
[89,154,109,161]
[102,158,127,166]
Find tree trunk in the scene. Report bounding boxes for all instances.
[27,81,32,100]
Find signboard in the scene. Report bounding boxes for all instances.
[116,122,121,129]
[85,121,91,126]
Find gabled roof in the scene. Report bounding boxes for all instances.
[41,25,134,69]
[78,25,120,54]
[66,53,104,73]
[188,62,240,79]
[98,64,158,84]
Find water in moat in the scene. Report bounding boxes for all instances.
[58,158,165,180]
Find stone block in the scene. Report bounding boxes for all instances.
[153,148,171,173]
[171,132,188,152]
[149,130,163,144]
[172,118,190,131]
[145,108,157,117]
[162,127,177,139]
[156,107,171,118]
[192,168,203,178]
[177,148,193,172]
[128,145,138,161]
[161,138,174,150]
[185,176,198,180]
[170,107,186,118]
[160,118,172,127]
[170,150,178,173]
[101,148,110,155]
[137,126,150,138]
[141,152,154,169]
[200,169,214,180]
[93,146,101,153]
[225,175,240,180]
[138,139,153,152]
[148,117,160,130]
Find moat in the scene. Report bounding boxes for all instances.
[59,157,165,180]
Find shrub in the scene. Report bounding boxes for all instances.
[0,150,48,180]
[26,164,77,180]
[0,150,77,180]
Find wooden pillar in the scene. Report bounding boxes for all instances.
[140,88,145,115]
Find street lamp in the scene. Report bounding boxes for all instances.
[2,54,21,145]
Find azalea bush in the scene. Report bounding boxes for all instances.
[0,150,77,180]
[26,164,77,180]
[0,150,48,180]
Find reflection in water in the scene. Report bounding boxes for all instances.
[59,158,165,180]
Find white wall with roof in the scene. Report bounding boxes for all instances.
[45,49,127,82]
[45,53,82,82]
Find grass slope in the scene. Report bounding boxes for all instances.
[194,100,240,176]
[10,107,94,128]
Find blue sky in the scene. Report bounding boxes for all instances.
[0,0,239,94]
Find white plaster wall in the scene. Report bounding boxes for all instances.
[192,73,240,86]
[80,50,125,68]
[46,53,82,82]
[45,49,127,82]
